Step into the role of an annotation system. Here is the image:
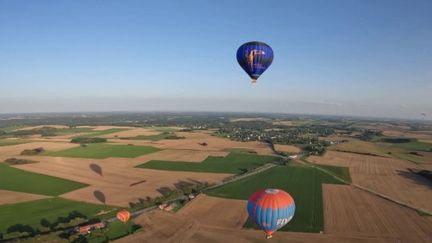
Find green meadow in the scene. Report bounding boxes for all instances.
[136,152,278,174]
[0,198,114,236]
[0,163,87,196]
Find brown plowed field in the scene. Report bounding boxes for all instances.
[323,184,432,242]
[0,142,78,160]
[116,209,397,243]
[309,151,432,212]
[178,194,248,229]
[0,190,50,205]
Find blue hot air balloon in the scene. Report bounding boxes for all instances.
[237,41,273,84]
[247,188,295,239]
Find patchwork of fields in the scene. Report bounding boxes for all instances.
[1,124,431,242]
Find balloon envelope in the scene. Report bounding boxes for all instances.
[247,188,295,238]
[237,41,273,83]
[117,210,131,223]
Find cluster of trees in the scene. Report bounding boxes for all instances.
[357,129,383,141]
[10,127,59,137]
[70,137,107,144]
[2,211,89,240]
[303,142,327,155]
[4,158,37,165]
[20,147,45,155]
[129,182,210,210]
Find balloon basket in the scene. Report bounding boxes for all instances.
[265,234,273,239]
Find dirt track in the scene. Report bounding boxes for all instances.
[309,151,432,212]
[323,184,432,243]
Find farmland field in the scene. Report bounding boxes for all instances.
[0,198,114,236]
[309,151,432,212]
[0,139,29,147]
[323,184,432,242]
[136,152,278,174]
[44,143,161,159]
[328,140,391,157]
[76,128,129,138]
[0,163,87,196]
[206,164,346,232]
[123,132,184,141]
[387,139,432,152]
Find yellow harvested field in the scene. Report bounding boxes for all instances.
[309,151,432,212]
[116,210,396,243]
[0,142,78,160]
[138,149,228,163]
[323,184,432,242]
[100,128,159,138]
[0,190,50,205]
[178,195,248,229]
[274,144,301,154]
[12,156,231,207]
[110,131,274,155]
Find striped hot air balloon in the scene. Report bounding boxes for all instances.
[247,188,295,239]
[116,210,131,223]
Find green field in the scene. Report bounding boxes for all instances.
[329,139,392,157]
[0,198,114,235]
[390,140,432,152]
[206,164,346,232]
[81,128,129,137]
[87,221,141,243]
[124,132,184,141]
[314,164,351,183]
[0,139,29,147]
[136,153,278,174]
[0,163,87,196]
[44,143,161,159]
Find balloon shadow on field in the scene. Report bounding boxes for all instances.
[93,190,106,204]
[89,163,103,176]
[398,169,432,188]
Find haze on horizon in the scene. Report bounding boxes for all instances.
[1,0,431,120]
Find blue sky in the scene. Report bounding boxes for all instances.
[0,0,431,119]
